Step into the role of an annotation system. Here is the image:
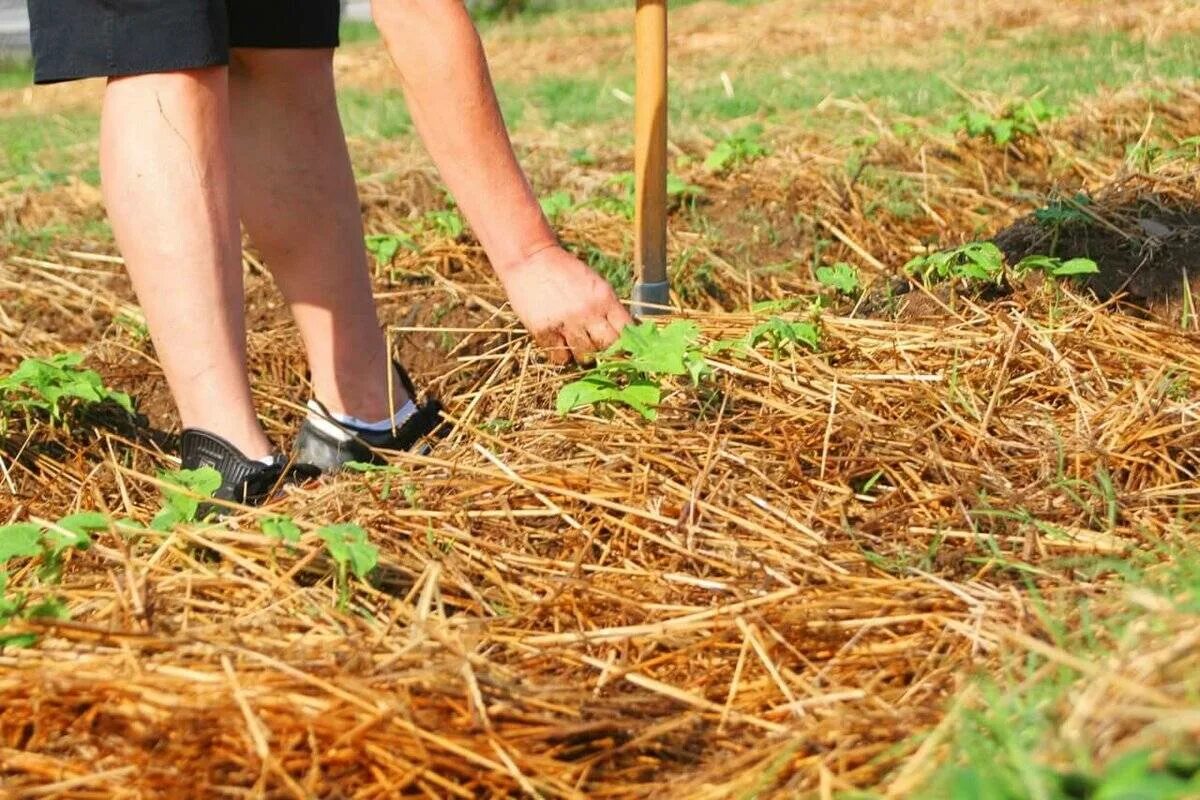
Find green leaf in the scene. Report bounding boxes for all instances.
[556,374,662,419]
[815,263,860,295]
[47,512,108,554]
[317,524,378,579]
[159,467,223,522]
[0,523,44,564]
[365,233,417,266]
[539,191,575,221]
[1053,258,1100,276]
[609,320,702,376]
[262,516,302,545]
[25,597,70,621]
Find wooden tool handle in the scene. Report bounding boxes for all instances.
[633,0,669,314]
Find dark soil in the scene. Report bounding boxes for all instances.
[994,196,1200,322]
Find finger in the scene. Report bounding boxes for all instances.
[562,324,596,366]
[608,303,634,332]
[535,328,572,366]
[585,317,621,354]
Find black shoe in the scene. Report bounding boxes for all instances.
[180,428,289,514]
[293,363,447,474]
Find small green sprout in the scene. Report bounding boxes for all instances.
[705,123,769,172]
[816,263,861,296]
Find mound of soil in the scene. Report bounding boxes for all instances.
[994,195,1200,321]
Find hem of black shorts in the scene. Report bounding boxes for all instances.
[228,39,340,50]
[33,54,231,85]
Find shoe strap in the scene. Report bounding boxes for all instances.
[179,429,285,505]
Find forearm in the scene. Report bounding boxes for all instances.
[371,0,556,275]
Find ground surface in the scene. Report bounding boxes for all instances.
[1,1,1199,797]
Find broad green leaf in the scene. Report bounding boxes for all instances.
[0,523,43,564]
[262,516,302,545]
[317,524,378,579]
[1053,258,1100,276]
[159,467,223,522]
[48,512,109,553]
[816,263,860,295]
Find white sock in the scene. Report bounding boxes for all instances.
[306,399,418,440]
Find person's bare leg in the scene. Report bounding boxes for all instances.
[227,48,405,422]
[101,68,273,459]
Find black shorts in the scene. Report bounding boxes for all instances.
[27,0,342,85]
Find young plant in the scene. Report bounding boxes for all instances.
[0,353,133,428]
[815,262,861,296]
[556,320,708,420]
[953,98,1060,146]
[1011,255,1100,280]
[0,511,109,647]
[364,233,417,268]
[704,123,769,172]
[316,523,378,608]
[746,317,821,358]
[539,191,575,222]
[593,172,704,219]
[151,467,223,530]
[906,242,1006,285]
[423,209,465,239]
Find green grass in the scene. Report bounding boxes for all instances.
[0,59,33,90]
[0,111,99,187]
[495,29,1200,135]
[909,540,1200,799]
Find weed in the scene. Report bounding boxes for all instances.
[952,98,1061,146]
[261,516,303,545]
[1012,255,1100,280]
[906,242,1006,284]
[0,511,107,647]
[539,190,575,221]
[316,523,379,608]
[151,467,223,530]
[0,354,133,429]
[704,123,769,172]
[365,233,418,269]
[816,262,861,296]
[590,172,704,219]
[424,209,465,239]
[557,320,708,420]
[746,317,821,357]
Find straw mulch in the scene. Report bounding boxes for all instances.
[2,87,1200,798]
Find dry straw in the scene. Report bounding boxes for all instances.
[1,83,1199,797]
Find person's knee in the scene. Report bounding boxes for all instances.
[229,49,333,82]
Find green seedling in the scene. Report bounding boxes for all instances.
[539,191,575,221]
[1126,140,1166,173]
[906,242,1005,284]
[0,353,133,428]
[1012,255,1100,279]
[1034,193,1093,230]
[953,98,1061,146]
[0,570,69,649]
[261,516,302,545]
[815,262,861,296]
[152,467,223,530]
[556,320,708,420]
[0,511,109,646]
[704,123,769,172]
[746,317,821,357]
[316,523,378,608]
[568,147,596,166]
[424,209,465,239]
[592,172,704,219]
[364,233,417,268]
